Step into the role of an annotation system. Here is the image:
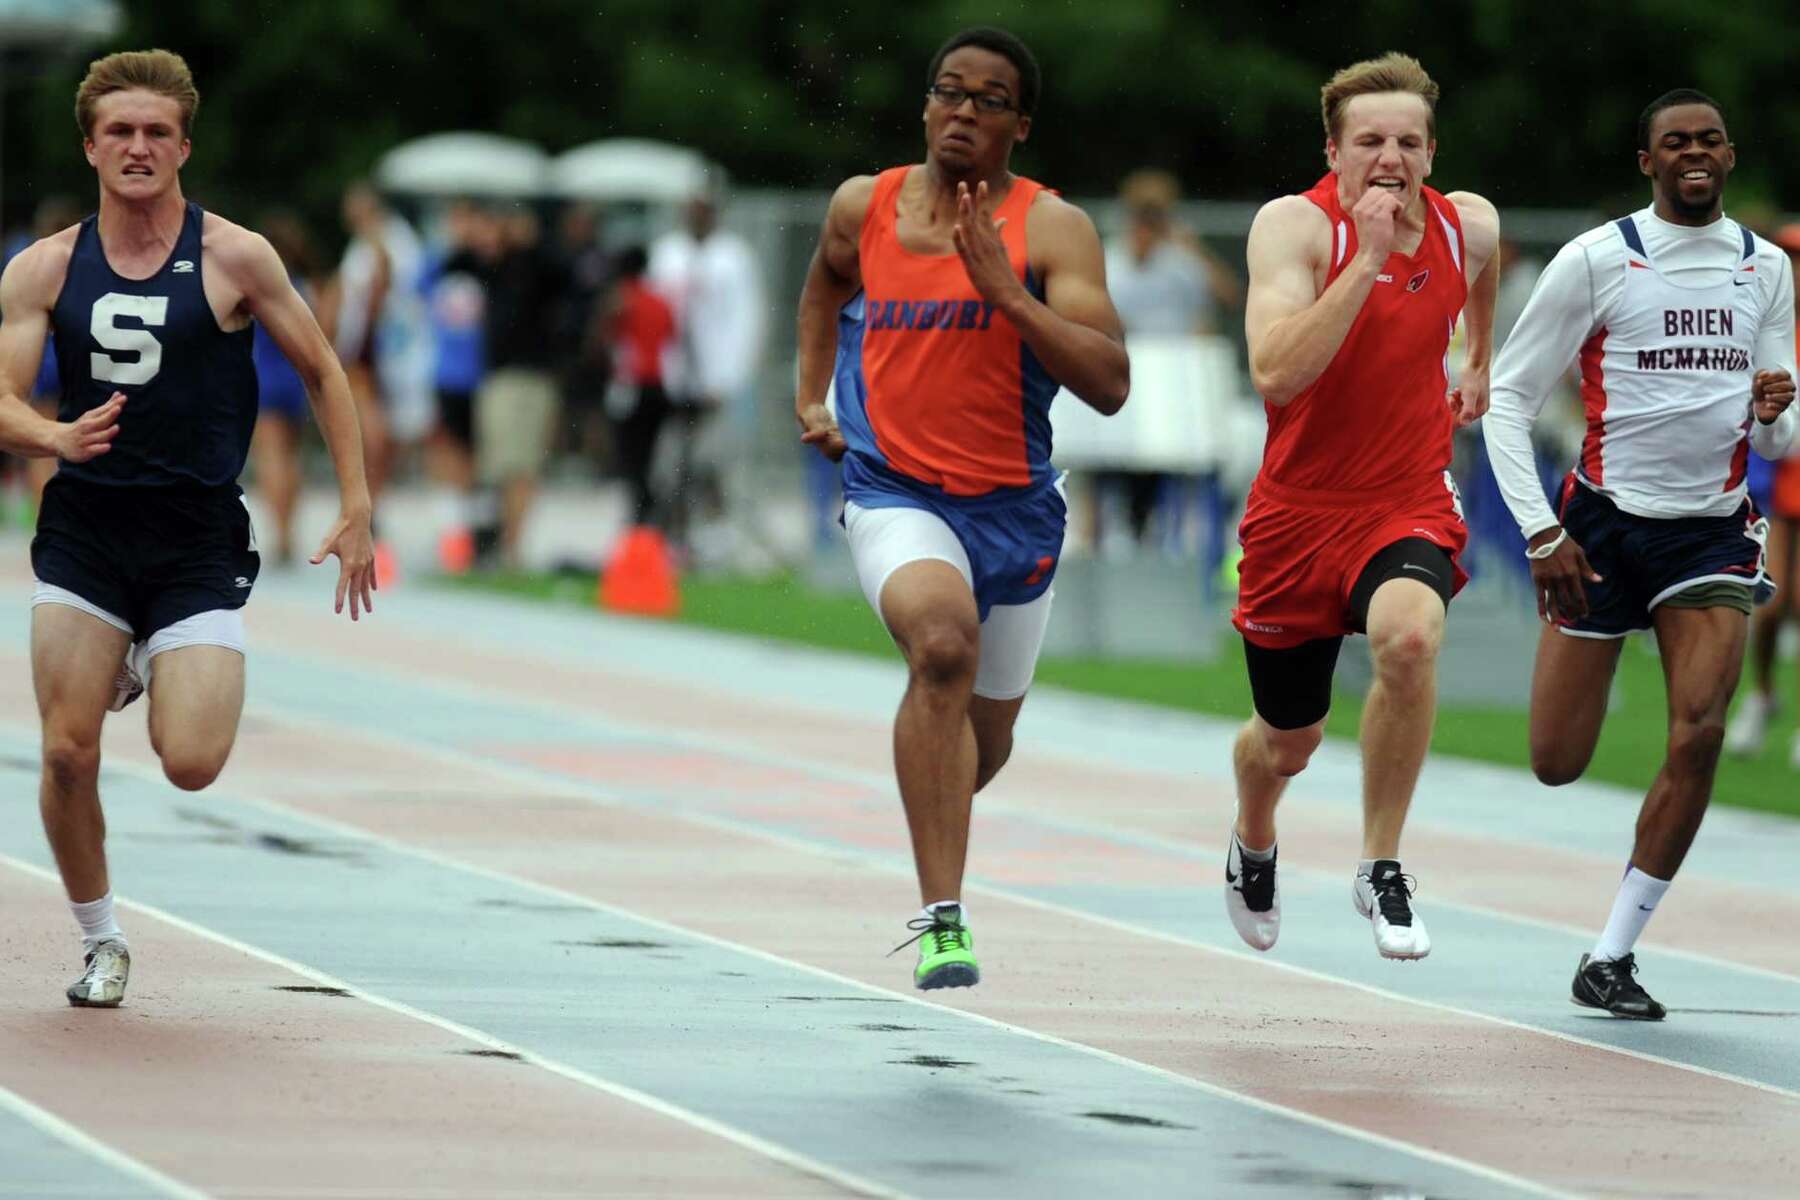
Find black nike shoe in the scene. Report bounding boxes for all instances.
[1572,953,1666,1020]
[1224,833,1279,950]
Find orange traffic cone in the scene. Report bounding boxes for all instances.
[598,525,680,617]
[374,540,400,590]
[437,526,474,575]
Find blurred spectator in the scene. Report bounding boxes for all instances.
[329,183,433,512]
[1728,222,1800,764]
[2,195,83,518]
[420,200,496,549]
[453,205,567,568]
[249,210,324,564]
[1098,169,1242,554]
[1458,239,1568,583]
[1493,236,1545,348]
[554,204,614,465]
[649,184,765,560]
[600,246,677,525]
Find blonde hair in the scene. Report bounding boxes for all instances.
[75,50,199,139]
[1320,52,1438,142]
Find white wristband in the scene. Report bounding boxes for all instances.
[1525,529,1567,560]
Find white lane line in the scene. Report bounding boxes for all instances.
[56,733,1580,1200]
[0,853,901,1200]
[201,1191,634,1200]
[0,1081,211,1200]
[244,639,1800,989]
[231,704,1800,1107]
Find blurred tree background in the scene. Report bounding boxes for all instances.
[4,0,1798,234]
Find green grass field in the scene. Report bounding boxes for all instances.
[434,570,1800,820]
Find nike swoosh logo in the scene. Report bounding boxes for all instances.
[1734,278,1752,286]
[1637,904,1656,912]
[1402,563,1439,579]
[1226,866,1239,884]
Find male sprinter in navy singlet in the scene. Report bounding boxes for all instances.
[0,51,376,1008]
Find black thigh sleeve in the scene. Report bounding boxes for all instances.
[1346,537,1454,634]
[1243,635,1343,730]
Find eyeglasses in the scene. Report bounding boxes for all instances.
[926,84,1017,116]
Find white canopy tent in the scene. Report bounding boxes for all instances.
[374,132,550,199]
[549,138,715,205]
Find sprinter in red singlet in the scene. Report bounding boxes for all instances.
[794,27,1128,990]
[1221,53,1500,961]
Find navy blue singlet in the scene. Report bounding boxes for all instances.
[51,202,257,488]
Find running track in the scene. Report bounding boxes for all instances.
[2,546,1797,1199]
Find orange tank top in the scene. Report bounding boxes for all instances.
[834,166,1059,498]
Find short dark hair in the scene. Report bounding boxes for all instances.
[1639,88,1726,151]
[926,27,1040,116]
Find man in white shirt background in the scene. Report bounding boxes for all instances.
[649,182,766,564]
[1483,89,1796,1021]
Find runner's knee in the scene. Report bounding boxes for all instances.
[162,758,224,793]
[1530,742,1587,787]
[41,733,101,794]
[1665,716,1726,780]
[160,743,230,792]
[1367,615,1441,685]
[1259,721,1323,777]
[906,622,979,688]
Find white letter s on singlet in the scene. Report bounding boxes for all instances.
[90,293,169,386]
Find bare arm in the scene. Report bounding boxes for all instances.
[0,241,123,460]
[794,175,873,460]
[1011,193,1128,414]
[1446,191,1501,426]
[1244,194,1384,405]
[959,185,1127,415]
[223,227,376,618]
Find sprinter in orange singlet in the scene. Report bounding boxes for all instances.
[794,27,1128,990]
[1221,54,1500,963]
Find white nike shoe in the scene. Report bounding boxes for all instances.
[1352,861,1430,960]
[1224,833,1279,951]
[109,644,147,713]
[67,937,131,1008]
[1724,692,1777,757]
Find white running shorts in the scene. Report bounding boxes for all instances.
[843,500,1054,701]
[32,581,247,660]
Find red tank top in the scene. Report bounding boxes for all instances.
[848,166,1057,496]
[1257,174,1467,500]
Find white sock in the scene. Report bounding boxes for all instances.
[71,892,125,953]
[1592,866,1670,962]
[922,900,965,925]
[1236,835,1274,863]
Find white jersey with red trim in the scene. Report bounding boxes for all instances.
[1485,207,1797,538]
